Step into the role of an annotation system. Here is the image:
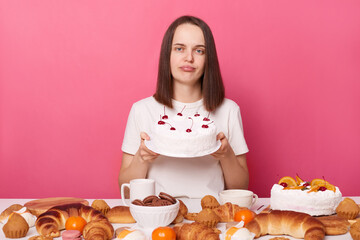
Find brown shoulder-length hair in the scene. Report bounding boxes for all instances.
[153,15,225,112]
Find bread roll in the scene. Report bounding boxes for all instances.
[316,215,350,235]
[246,210,325,240]
[105,206,135,223]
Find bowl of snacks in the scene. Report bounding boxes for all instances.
[129,192,180,229]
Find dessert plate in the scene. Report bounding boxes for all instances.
[144,139,221,158]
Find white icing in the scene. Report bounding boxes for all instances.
[0,207,36,227]
[150,113,218,157]
[117,230,146,240]
[222,227,255,240]
[270,184,342,216]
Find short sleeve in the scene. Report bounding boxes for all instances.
[121,104,141,155]
[228,105,249,156]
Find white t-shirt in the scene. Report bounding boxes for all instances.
[121,96,249,198]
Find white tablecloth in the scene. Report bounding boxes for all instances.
[0,197,359,239]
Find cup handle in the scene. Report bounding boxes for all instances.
[121,183,130,206]
[252,194,258,207]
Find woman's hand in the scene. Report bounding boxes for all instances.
[211,132,235,160]
[138,132,160,163]
[211,132,249,189]
[118,132,159,193]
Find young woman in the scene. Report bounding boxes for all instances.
[118,16,249,198]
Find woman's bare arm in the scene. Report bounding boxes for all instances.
[118,132,159,198]
[211,132,249,189]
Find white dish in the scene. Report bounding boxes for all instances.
[130,199,180,229]
[144,139,221,158]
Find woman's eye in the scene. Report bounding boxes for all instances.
[175,47,183,51]
[196,49,205,54]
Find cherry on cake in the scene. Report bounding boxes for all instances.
[146,107,219,157]
[270,175,342,216]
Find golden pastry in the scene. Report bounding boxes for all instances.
[213,202,246,222]
[2,213,29,238]
[201,195,220,209]
[106,206,136,223]
[316,215,350,235]
[195,208,220,228]
[269,238,290,240]
[336,197,360,220]
[172,199,189,224]
[28,235,54,240]
[0,204,23,223]
[184,212,198,221]
[350,220,360,240]
[91,199,110,215]
[173,222,220,240]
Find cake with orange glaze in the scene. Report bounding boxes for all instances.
[270,175,342,216]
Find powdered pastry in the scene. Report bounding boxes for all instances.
[146,108,219,157]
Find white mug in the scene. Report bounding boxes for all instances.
[121,179,155,206]
[219,189,258,208]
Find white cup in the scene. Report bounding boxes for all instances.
[219,189,258,208]
[121,179,155,206]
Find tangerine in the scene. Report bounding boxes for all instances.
[152,226,176,240]
[65,216,87,233]
[234,209,256,226]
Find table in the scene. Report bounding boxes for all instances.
[0,197,359,239]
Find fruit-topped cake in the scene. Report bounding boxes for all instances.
[145,106,220,157]
[270,175,342,216]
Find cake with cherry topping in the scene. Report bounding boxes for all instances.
[270,175,342,216]
[146,107,219,157]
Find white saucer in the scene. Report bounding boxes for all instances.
[144,139,221,158]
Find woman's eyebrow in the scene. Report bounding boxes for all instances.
[173,43,206,48]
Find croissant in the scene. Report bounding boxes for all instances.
[246,210,325,240]
[173,222,220,240]
[83,219,114,240]
[35,203,114,239]
[212,202,246,222]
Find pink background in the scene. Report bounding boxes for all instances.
[1,1,359,199]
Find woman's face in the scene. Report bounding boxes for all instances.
[170,23,206,86]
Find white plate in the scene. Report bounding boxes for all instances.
[144,139,221,158]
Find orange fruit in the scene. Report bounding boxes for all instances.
[307,185,320,193]
[152,226,176,240]
[295,175,304,185]
[234,209,256,226]
[278,176,297,187]
[310,178,336,192]
[65,216,87,233]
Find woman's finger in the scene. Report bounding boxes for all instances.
[216,132,225,141]
[140,132,150,141]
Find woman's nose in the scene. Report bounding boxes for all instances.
[185,50,194,62]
